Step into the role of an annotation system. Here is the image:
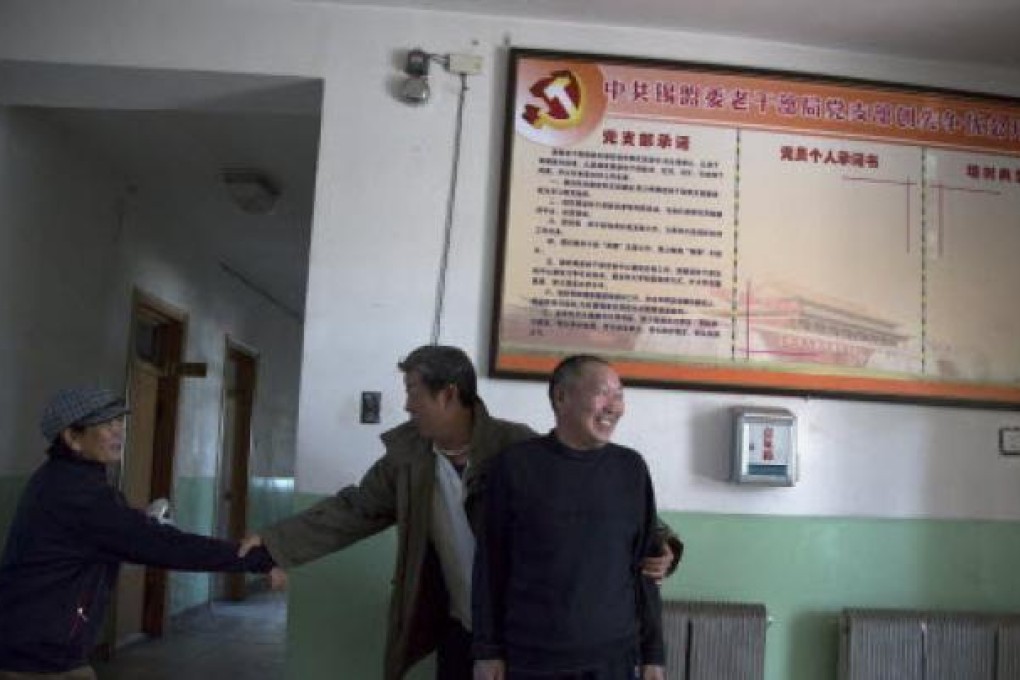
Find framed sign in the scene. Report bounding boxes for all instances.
[489,48,1020,408]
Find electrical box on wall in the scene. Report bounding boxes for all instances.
[1000,427,1020,455]
[731,407,798,486]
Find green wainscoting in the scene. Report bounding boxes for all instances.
[170,475,218,615]
[169,475,295,613]
[284,498,1020,680]
[249,476,296,535]
[658,512,1020,680]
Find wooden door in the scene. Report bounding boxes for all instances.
[114,362,160,645]
[112,291,186,643]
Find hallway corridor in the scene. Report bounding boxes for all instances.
[95,591,287,679]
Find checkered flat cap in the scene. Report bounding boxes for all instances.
[40,386,130,443]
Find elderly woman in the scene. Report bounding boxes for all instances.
[0,386,276,680]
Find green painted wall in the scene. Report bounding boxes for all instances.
[249,476,295,590]
[170,475,218,615]
[170,475,295,612]
[662,512,1020,679]
[249,476,295,535]
[284,496,1020,680]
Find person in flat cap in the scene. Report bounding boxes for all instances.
[0,387,278,680]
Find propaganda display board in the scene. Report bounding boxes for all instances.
[490,49,1020,407]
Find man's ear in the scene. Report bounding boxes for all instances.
[61,428,83,452]
[442,384,460,407]
[551,385,565,412]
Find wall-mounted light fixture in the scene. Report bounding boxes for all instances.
[221,168,281,215]
[399,48,432,105]
[396,48,483,106]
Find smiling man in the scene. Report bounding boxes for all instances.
[473,355,667,680]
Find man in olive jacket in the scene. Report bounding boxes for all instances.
[244,346,681,679]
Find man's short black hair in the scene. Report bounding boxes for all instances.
[547,354,610,407]
[398,345,478,408]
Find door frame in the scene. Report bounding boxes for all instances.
[217,337,259,601]
[125,289,187,637]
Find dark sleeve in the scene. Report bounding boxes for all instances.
[472,448,512,661]
[636,465,666,665]
[78,486,273,573]
[260,454,398,568]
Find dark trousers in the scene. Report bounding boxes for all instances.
[435,618,473,680]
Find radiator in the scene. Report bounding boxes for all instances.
[998,621,1020,679]
[840,609,1020,680]
[663,600,767,680]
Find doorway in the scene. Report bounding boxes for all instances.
[216,339,258,601]
[114,291,186,645]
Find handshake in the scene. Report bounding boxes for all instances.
[239,535,288,590]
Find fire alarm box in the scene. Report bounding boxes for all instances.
[731,407,797,486]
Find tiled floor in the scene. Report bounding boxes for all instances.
[95,591,287,679]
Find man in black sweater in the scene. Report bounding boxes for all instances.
[473,355,666,680]
[0,387,276,679]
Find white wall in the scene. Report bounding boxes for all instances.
[5,0,1020,524]
[0,103,302,486]
[0,108,125,473]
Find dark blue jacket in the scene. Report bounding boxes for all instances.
[0,444,274,673]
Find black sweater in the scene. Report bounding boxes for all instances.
[472,433,664,670]
[0,445,274,672]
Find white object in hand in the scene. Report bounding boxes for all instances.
[146,497,173,525]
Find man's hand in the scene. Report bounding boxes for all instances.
[239,533,263,557]
[641,664,666,680]
[641,542,674,584]
[473,659,505,680]
[269,566,288,591]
